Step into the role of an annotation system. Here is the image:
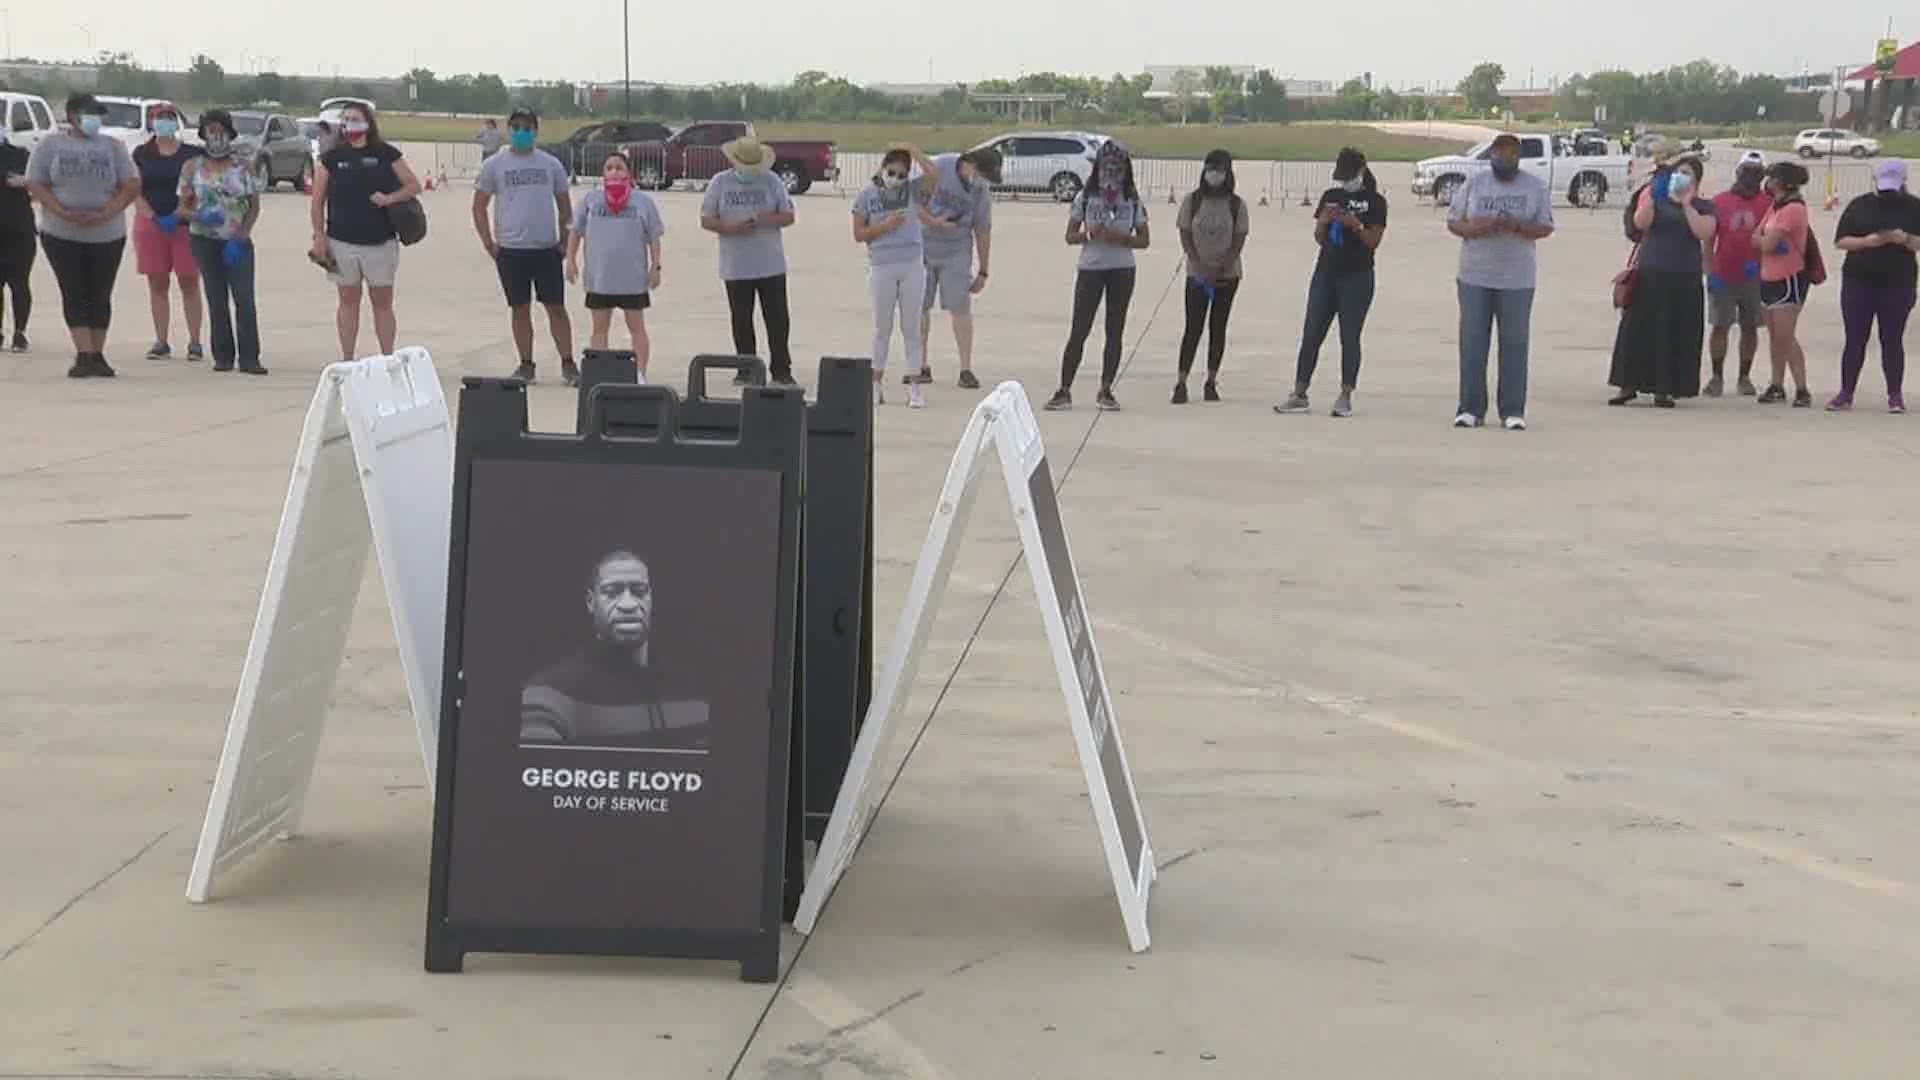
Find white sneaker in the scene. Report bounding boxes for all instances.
[636,370,648,385]
[908,385,927,409]
[1453,412,1481,428]
[1503,415,1527,431]
[872,383,885,406]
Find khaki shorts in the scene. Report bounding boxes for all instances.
[328,238,400,288]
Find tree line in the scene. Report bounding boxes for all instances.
[8,54,1822,129]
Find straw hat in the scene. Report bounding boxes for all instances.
[722,137,769,173]
[1648,137,1696,168]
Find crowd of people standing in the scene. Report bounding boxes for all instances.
[7,97,1914,426]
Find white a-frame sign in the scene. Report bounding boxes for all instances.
[187,349,453,902]
[796,382,1154,951]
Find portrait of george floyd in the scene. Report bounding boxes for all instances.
[520,548,712,751]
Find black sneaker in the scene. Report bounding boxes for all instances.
[733,371,753,387]
[9,333,25,353]
[1758,384,1786,404]
[212,360,234,372]
[146,341,171,360]
[90,353,116,378]
[1203,381,1221,403]
[1171,382,1189,405]
[512,362,536,384]
[1096,388,1120,411]
[66,354,91,378]
[1792,387,1812,408]
[905,364,934,385]
[1044,389,1072,411]
[239,364,269,376]
[560,358,580,387]
[957,369,980,390]
[772,373,798,387]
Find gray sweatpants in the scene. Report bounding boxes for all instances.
[869,260,927,374]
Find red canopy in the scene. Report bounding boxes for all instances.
[1851,41,1920,81]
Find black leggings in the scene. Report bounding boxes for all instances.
[0,230,32,333]
[1177,277,1240,379]
[42,234,125,331]
[724,274,793,380]
[1060,267,1137,389]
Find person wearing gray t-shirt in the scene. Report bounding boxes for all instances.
[852,146,940,408]
[701,138,799,385]
[26,93,140,378]
[474,108,576,385]
[567,151,666,379]
[1047,141,1150,413]
[912,148,1000,390]
[1446,134,1555,430]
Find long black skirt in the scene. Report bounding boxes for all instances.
[1609,268,1704,397]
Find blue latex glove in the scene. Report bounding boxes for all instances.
[1651,172,1672,203]
[223,238,251,267]
[153,213,177,234]
[196,207,226,229]
[1707,274,1726,296]
[1329,218,1345,247]
[1189,273,1215,302]
[1776,241,1791,256]
[1743,259,1761,280]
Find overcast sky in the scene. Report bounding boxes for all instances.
[9,2,1903,89]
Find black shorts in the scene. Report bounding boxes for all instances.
[1760,273,1808,310]
[585,291,651,311]
[496,246,565,308]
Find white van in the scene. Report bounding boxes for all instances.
[0,92,57,152]
[94,95,194,149]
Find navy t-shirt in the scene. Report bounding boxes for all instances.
[321,142,404,245]
[0,144,31,233]
[132,140,202,218]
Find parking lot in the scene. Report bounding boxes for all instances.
[2,168,1918,1079]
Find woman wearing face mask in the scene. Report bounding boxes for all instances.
[177,109,266,375]
[1278,148,1387,417]
[567,152,666,378]
[131,104,204,362]
[1754,161,1814,406]
[1171,149,1248,405]
[309,103,422,362]
[1827,160,1920,413]
[25,93,140,378]
[851,145,939,407]
[1048,141,1149,412]
[1608,143,1715,408]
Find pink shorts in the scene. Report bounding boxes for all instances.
[132,213,198,279]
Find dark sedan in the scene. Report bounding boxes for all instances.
[542,120,672,178]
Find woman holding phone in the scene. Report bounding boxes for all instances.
[1048,140,1149,412]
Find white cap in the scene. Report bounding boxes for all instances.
[1739,150,1766,166]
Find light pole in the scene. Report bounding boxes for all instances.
[622,0,631,119]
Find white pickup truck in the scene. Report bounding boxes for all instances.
[1412,134,1632,208]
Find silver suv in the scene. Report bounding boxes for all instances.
[966,131,1107,202]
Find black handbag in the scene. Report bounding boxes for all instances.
[387,197,428,246]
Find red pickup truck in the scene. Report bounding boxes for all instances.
[622,121,837,195]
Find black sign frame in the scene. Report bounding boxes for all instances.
[425,377,805,983]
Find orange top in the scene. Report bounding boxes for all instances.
[1758,200,1808,282]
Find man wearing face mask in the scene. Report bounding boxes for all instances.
[27,93,140,378]
[914,146,1000,391]
[701,138,799,386]
[1446,133,1554,430]
[475,108,576,386]
[1705,151,1773,396]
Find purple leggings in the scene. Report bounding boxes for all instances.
[1839,278,1915,395]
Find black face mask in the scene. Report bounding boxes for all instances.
[1734,169,1764,194]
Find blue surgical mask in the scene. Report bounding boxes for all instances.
[154,118,179,139]
[79,114,103,136]
[509,128,536,151]
[735,166,753,182]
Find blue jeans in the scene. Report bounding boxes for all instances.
[1456,281,1534,421]
[190,235,260,369]
[1295,267,1376,390]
